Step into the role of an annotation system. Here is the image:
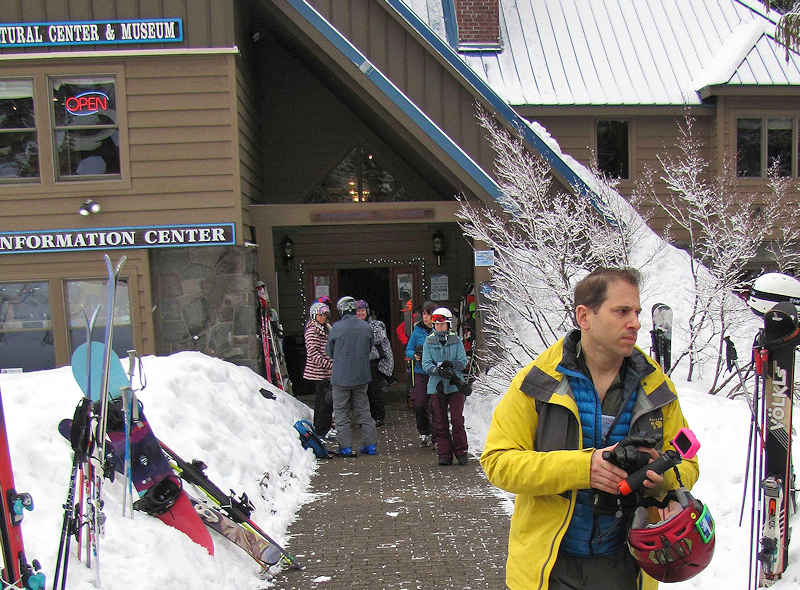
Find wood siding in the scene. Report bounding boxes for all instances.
[0,53,240,233]
[533,114,715,234]
[0,0,235,50]
[306,0,509,197]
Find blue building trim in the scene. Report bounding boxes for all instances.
[441,0,459,49]
[284,0,502,201]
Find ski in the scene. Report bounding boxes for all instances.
[256,282,292,394]
[753,301,797,586]
[650,303,672,372]
[188,497,282,569]
[0,389,45,590]
[158,442,302,570]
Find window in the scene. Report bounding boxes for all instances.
[768,118,792,177]
[0,281,54,372]
[737,118,762,177]
[0,79,38,181]
[51,76,120,179]
[737,116,797,177]
[65,279,132,357]
[596,120,629,179]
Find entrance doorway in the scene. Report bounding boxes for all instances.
[337,267,390,326]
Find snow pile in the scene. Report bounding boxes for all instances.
[0,352,315,589]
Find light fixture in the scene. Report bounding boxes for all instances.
[281,236,295,261]
[78,199,101,216]
[432,230,446,266]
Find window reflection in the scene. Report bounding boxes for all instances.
[65,279,132,357]
[0,282,54,372]
[0,79,39,180]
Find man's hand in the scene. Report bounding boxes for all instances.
[590,444,629,494]
[639,446,665,490]
[413,352,422,361]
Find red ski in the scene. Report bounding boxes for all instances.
[0,389,45,589]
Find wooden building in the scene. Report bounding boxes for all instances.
[2,0,796,385]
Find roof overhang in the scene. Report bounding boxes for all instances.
[515,104,717,118]
[699,84,800,99]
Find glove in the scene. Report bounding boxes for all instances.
[436,364,451,377]
[440,360,453,369]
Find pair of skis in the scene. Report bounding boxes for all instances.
[743,301,797,588]
[158,442,301,571]
[53,254,126,590]
[0,389,45,590]
[256,282,291,393]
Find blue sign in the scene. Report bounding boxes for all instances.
[0,19,183,48]
[0,223,235,254]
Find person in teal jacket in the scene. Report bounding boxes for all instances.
[405,300,437,446]
[422,307,468,465]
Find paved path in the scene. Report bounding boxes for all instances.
[273,389,510,589]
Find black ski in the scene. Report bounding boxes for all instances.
[752,301,797,586]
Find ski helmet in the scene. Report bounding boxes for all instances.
[355,299,369,311]
[309,302,329,321]
[748,273,800,317]
[431,307,453,326]
[337,296,357,315]
[627,488,715,583]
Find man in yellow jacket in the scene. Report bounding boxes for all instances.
[481,268,698,590]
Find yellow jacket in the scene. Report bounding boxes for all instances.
[480,335,698,590]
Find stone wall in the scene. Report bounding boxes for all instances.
[150,246,262,373]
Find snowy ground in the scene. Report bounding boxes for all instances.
[1,341,798,589]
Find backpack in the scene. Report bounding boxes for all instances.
[293,419,328,459]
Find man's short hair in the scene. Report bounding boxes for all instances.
[573,267,641,316]
[422,301,438,315]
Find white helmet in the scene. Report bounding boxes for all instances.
[748,273,800,317]
[431,307,453,326]
[309,302,329,321]
[337,296,357,315]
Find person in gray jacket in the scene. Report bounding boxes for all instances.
[326,296,377,457]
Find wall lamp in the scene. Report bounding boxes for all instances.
[78,199,102,216]
[432,230,446,266]
[281,236,295,261]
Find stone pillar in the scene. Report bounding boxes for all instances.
[150,246,262,373]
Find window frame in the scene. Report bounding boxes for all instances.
[0,77,40,184]
[49,74,122,182]
[735,113,799,179]
[0,64,129,196]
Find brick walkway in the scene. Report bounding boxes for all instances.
[273,388,510,589]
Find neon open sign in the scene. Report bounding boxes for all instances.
[65,91,109,116]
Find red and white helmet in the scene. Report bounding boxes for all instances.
[627,488,715,583]
[431,307,453,327]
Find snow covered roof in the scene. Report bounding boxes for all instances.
[405,0,800,106]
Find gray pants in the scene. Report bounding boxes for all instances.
[548,548,639,590]
[331,383,377,450]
